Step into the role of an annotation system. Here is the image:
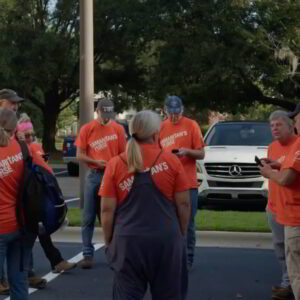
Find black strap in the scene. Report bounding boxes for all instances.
[19,141,29,162]
[151,150,163,168]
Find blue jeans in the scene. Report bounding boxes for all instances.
[82,169,103,257]
[267,212,290,287]
[187,188,198,267]
[0,231,36,300]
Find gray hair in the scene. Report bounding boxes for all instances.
[127,110,161,172]
[0,108,17,147]
[269,110,294,129]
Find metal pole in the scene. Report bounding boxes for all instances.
[79,0,94,208]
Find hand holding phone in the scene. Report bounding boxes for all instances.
[254,156,263,167]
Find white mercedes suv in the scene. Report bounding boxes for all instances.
[197,121,272,206]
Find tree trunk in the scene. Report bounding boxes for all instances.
[42,95,61,153]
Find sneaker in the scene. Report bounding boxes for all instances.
[0,279,9,295]
[53,260,77,273]
[80,257,93,269]
[272,285,294,300]
[28,277,47,289]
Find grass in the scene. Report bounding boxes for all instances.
[66,208,270,232]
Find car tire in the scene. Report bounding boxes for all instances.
[67,162,79,177]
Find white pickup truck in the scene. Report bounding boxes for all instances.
[197,121,272,206]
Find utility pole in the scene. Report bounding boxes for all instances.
[79,0,94,208]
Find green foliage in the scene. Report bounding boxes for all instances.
[147,0,300,111]
[67,207,270,232]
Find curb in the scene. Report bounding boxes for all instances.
[51,226,273,250]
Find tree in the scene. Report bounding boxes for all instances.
[146,0,300,112]
[0,0,149,151]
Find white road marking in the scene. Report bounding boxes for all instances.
[65,197,80,203]
[4,243,105,299]
[54,170,68,176]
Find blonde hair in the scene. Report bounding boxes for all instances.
[18,112,31,124]
[127,110,161,172]
[0,108,17,147]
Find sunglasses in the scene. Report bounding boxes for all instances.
[25,133,35,139]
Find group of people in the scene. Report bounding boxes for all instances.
[260,106,300,300]
[0,89,76,299]
[6,87,300,300]
[76,95,205,299]
[0,89,204,299]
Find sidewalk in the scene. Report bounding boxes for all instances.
[52,226,273,249]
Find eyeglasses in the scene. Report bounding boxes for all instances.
[25,133,35,139]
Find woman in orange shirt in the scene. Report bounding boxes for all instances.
[100,110,190,300]
[17,114,76,285]
[0,108,36,300]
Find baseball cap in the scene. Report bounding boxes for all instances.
[0,89,24,103]
[96,98,115,119]
[164,96,183,114]
[288,103,300,119]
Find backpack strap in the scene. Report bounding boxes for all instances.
[19,141,29,162]
[151,150,163,168]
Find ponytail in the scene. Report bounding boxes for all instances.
[126,137,143,173]
[0,127,8,147]
[0,108,17,147]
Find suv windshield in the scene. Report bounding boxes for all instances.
[205,122,272,146]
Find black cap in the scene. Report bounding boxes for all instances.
[0,89,24,103]
[288,103,300,119]
[96,98,115,119]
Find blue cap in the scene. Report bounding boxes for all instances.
[164,96,183,114]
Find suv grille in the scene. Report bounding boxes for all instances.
[204,163,260,178]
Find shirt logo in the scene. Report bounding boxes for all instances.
[160,131,188,148]
[294,151,300,161]
[0,152,23,178]
[90,134,118,151]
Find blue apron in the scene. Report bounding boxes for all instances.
[106,151,188,300]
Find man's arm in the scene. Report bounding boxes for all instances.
[177,148,205,160]
[76,147,107,168]
[174,190,190,235]
[260,164,298,186]
[101,197,117,245]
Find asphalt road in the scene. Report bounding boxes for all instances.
[0,243,280,300]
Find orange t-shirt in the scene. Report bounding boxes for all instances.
[159,117,204,188]
[29,142,45,157]
[276,137,300,226]
[75,120,126,169]
[99,144,190,205]
[267,136,298,214]
[0,138,52,234]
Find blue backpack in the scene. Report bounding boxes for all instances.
[18,142,68,235]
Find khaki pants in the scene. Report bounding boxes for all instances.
[285,226,300,300]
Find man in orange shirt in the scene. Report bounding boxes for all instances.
[159,95,205,270]
[76,98,126,269]
[262,110,297,300]
[260,104,300,300]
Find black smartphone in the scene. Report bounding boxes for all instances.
[172,149,179,154]
[254,156,263,167]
